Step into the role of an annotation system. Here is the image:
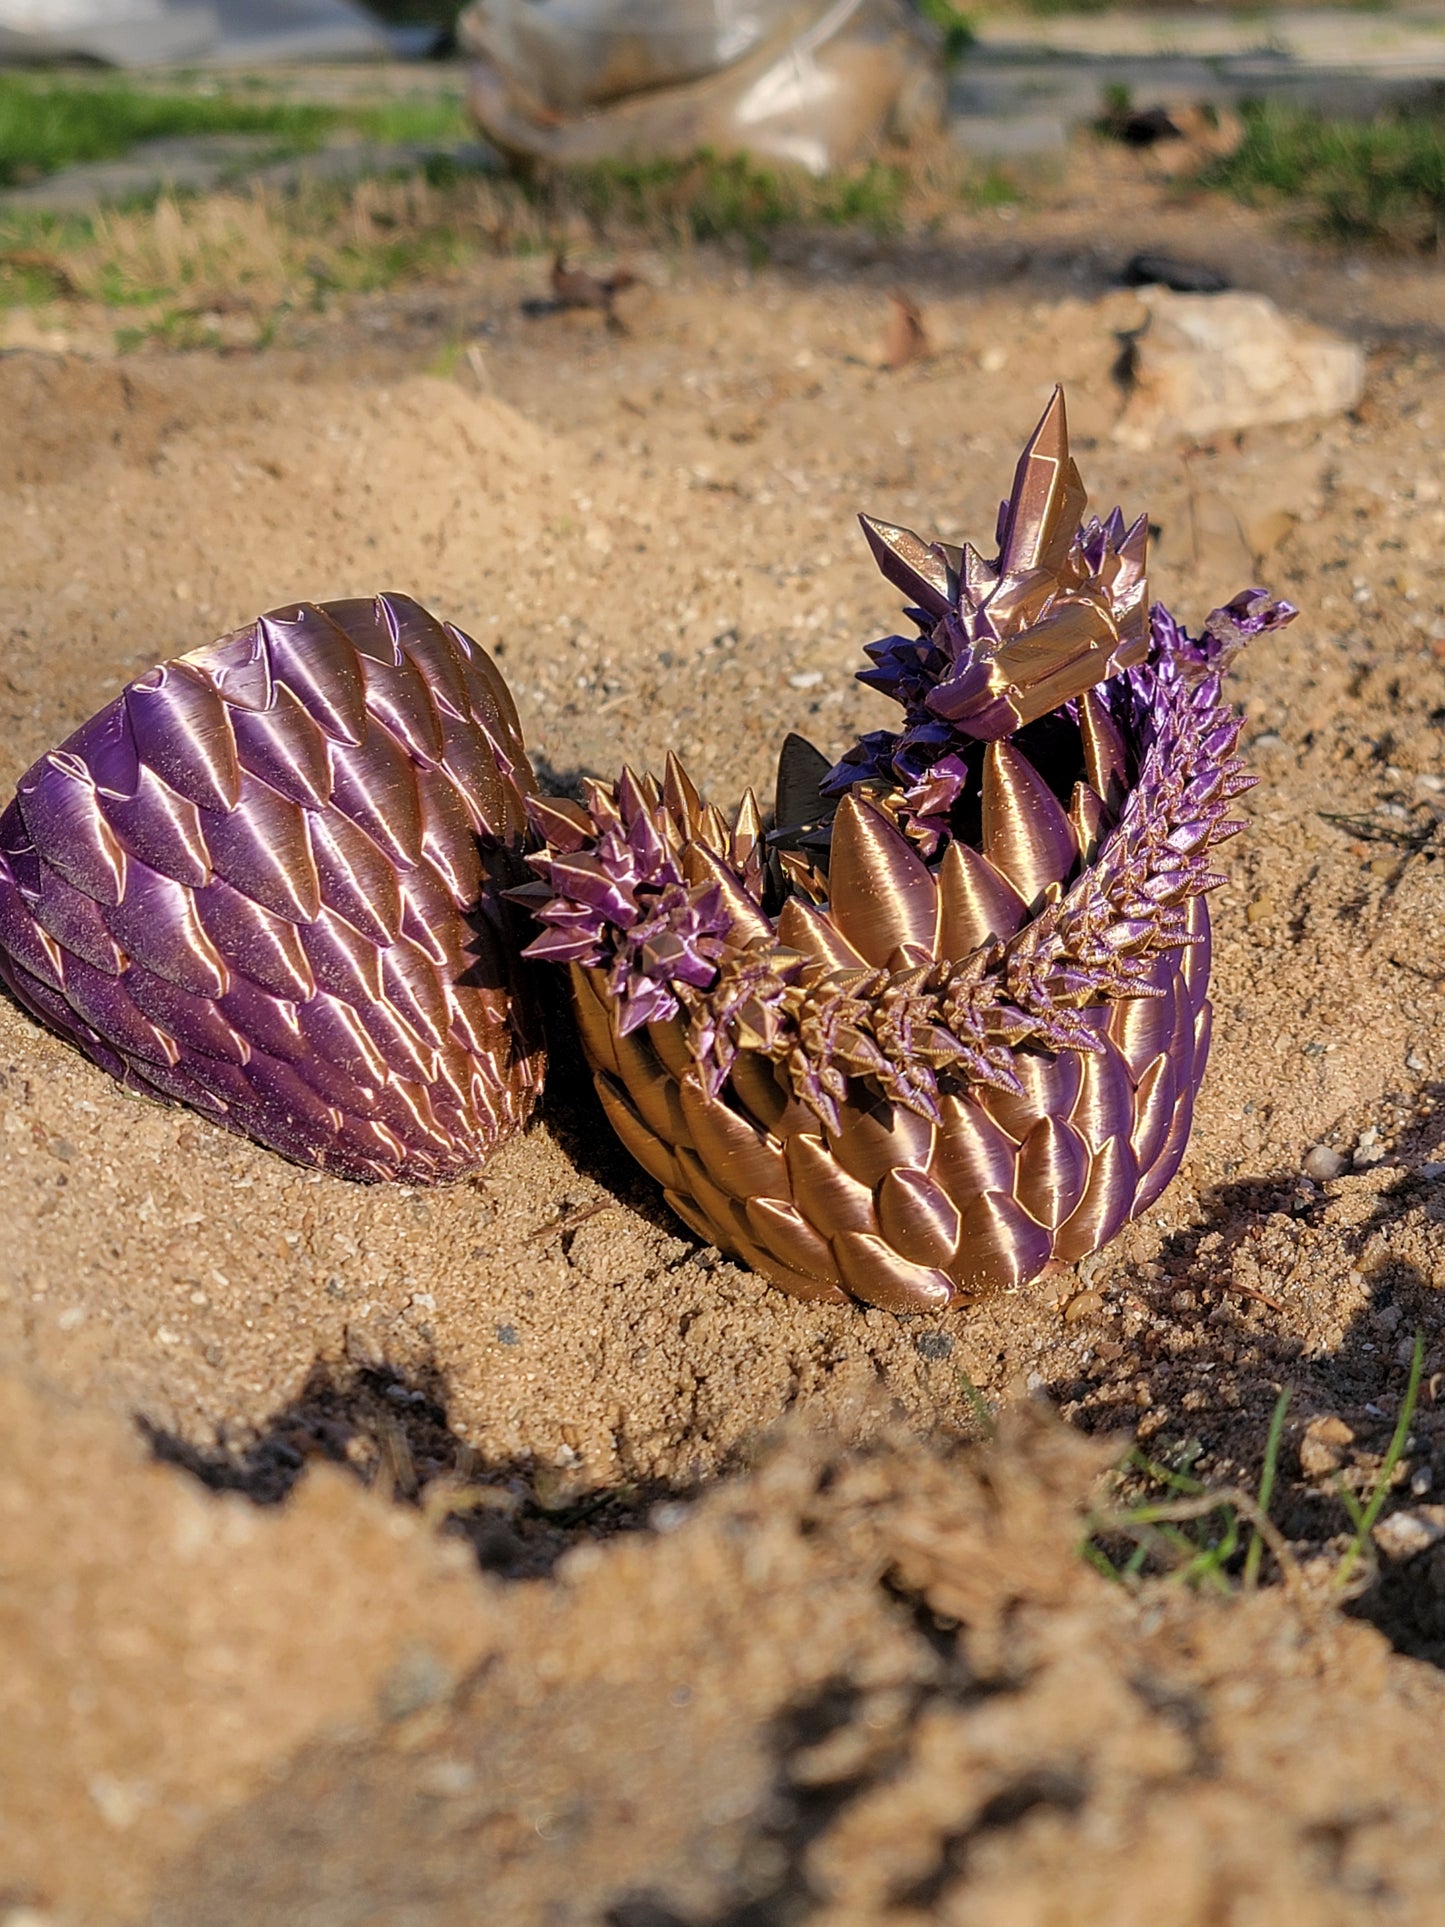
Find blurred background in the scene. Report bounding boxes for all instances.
[7,0,1445,243]
[4,0,1445,359]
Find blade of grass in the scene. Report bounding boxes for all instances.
[1336,1331,1426,1591]
[1244,1387,1291,1589]
[955,1366,997,1442]
[1088,1487,1301,1592]
[1335,1481,1366,1531]
[1126,1446,1206,1497]
[1122,1540,1150,1579]
[1081,1541,1124,1581]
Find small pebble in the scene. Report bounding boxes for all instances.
[416,1757,477,1799]
[1372,1506,1445,1562]
[1063,1289,1105,1324]
[378,1645,453,1722]
[913,1330,954,1361]
[344,1322,386,1371]
[1300,1414,1354,1477]
[1303,1144,1346,1181]
[1353,1126,1386,1168]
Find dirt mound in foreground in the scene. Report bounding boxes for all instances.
[12,1357,1445,1925]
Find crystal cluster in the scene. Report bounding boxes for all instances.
[0,594,543,1181]
[524,391,1295,1310]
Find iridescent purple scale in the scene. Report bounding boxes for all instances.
[415,762,484,906]
[134,1054,236,1115]
[358,649,447,765]
[400,865,463,972]
[260,609,367,745]
[124,665,241,814]
[0,853,65,990]
[1132,1085,1195,1218]
[106,864,228,999]
[200,772,322,926]
[123,969,247,1065]
[437,704,510,838]
[327,729,424,873]
[98,764,212,889]
[380,938,454,1054]
[194,875,312,1004]
[61,951,175,1066]
[228,687,333,810]
[398,612,473,720]
[32,866,124,976]
[308,808,402,947]
[17,758,127,905]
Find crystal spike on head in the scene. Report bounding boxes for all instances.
[0,594,544,1181]
[524,388,1296,1312]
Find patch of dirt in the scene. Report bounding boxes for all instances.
[3,147,1445,1922]
[134,1417,1445,1925]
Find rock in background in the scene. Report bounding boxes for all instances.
[1115,288,1365,448]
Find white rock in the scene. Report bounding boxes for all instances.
[1372,1506,1445,1562]
[1303,1144,1347,1182]
[1114,290,1365,449]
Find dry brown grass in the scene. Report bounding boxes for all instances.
[0,140,1017,353]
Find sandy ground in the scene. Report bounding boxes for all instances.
[4,149,1445,1922]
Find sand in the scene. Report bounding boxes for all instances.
[3,151,1445,1922]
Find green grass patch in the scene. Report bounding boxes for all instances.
[0,73,334,187]
[0,132,1019,353]
[1082,1335,1428,1594]
[531,151,912,248]
[349,93,472,149]
[995,0,1112,16]
[0,71,472,190]
[916,0,977,59]
[1206,100,1445,250]
[1083,1410,1296,1594]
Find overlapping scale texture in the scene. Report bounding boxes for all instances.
[0,594,543,1181]
[524,389,1295,1312]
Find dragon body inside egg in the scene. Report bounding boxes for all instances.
[523,390,1295,1311]
[0,593,543,1182]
